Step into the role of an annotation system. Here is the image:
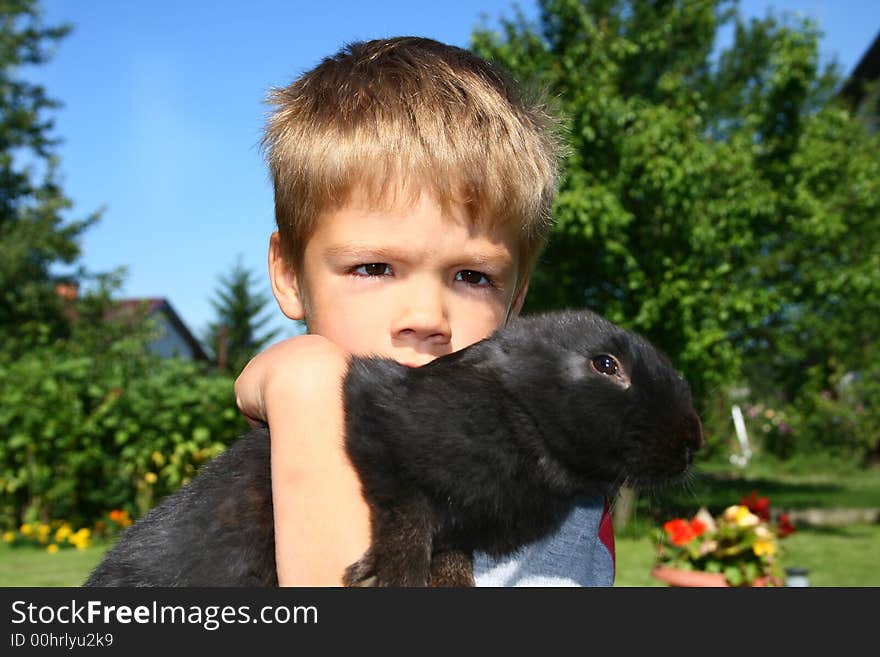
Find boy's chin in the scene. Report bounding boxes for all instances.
[357,350,446,368]
[384,353,443,368]
[351,353,432,368]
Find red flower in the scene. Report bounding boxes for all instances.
[690,519,707,537]
[741,491,771,521]
[777,513,796,538]
[664,518,704,546]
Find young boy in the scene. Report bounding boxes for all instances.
[234,37,615,586]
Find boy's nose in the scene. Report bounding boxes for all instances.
[391,287,451,346]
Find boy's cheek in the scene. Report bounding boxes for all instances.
[306,307,385,355]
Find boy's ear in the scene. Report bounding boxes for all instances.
[507,274,530,323]
[268,231,306,321]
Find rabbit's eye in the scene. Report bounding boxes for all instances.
[591,354,620,376]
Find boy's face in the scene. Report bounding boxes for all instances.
[270,188,528,366]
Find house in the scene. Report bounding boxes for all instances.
[55,282,209,362]
[113,298,210,362]
[839,29,880,132]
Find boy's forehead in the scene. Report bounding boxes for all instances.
[314,185,522,265]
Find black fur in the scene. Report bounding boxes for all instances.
[84,309,702,587]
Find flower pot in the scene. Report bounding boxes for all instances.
[651,566,729,587]
[651,566,783,588]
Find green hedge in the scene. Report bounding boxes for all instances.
[0,342,249,529]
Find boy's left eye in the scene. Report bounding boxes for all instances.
[455,270,493,287]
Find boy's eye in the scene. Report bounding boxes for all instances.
[455,270,492,287]
[352,263,392,277]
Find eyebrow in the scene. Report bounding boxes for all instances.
[323,243,513,269]
[323,244,408,260]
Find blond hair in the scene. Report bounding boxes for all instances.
[262,37,564,292]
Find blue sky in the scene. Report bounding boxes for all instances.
[27,0,879,345]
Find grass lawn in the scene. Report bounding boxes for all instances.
[2,524,878,587]
[625,455,880,529]
[0,541,108,587]
[613,523,880,587]
[613,456,880,586]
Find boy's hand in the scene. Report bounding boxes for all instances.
[235,334,337,427]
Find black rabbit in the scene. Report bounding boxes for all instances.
[84,309,702,587]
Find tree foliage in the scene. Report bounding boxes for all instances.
[204,256,281,375]
[0,0,100,350]
[471,0,880,461]
[0,3,251,528]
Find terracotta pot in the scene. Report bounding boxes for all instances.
[651,566,783,588]
[651,566,729,587]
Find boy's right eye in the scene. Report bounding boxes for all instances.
[351,263,392,277]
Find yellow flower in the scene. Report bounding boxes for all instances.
[19,523,32,536]
[144,472,158,484]
[37,524,51,542]
[722,505,760,527]
[3,531,14,542]
[733,506,760,527]
[753,539,776,557]
[68,528,92,550]
[152,451,166,467]
[55,524,73,542]
[46,544,59,554]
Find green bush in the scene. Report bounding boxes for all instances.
[783,363,880,462]
[0,341,249,529]
[697,358,880,466]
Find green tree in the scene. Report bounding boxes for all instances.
[471,0,880,432]
[0,3,259,527]
[204,256,281,375]
[0,0,100,351]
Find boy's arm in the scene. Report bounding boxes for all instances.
[235,335,371,585]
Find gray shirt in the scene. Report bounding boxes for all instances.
[473,495,615,587]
